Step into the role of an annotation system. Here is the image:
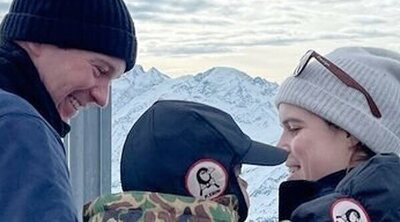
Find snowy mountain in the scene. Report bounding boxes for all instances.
[111,65,287,222]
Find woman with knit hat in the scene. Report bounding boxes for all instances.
[275,47,400,221]
[0,0,136,221]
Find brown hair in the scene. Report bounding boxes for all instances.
[349,142,375,164]
[325,121,375,167]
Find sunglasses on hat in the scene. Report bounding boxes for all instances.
[293,50,381,118]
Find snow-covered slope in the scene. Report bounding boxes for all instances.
[112,65,287,221]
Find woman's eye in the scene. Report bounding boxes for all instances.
[287,126,301,134]
[286,126,301,133]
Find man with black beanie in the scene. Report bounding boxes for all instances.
[0,0,137,221]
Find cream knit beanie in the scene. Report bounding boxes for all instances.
[275,47,400,154]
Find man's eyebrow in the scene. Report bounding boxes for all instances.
[93,57,115,72]
[91,57,124,79]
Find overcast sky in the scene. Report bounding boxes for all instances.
[1,0,399,82]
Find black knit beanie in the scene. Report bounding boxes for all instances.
[0,0,137,72]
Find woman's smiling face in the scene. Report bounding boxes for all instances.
[277,103,354,181]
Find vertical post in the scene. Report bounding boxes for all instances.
[65,102,112,220]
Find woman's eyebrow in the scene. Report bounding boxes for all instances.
[281,118,303,125]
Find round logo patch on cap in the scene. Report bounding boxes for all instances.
[330,198,370,222]
[185,159,228,200]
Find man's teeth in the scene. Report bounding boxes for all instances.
[69,96,80,110]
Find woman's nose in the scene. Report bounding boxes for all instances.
[277,135,290,152]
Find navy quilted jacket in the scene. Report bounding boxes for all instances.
[0,41,77,221]
[279,153,400,222]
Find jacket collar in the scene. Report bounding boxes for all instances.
[0,40,70,137]
[279,169,347,221]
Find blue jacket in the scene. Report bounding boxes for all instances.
[0,41,77,221]
[279,153,400,221]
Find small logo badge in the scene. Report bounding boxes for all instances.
[331,198,370,222]
[185,159,228,199]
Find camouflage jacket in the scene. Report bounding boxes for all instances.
[83,191,239,222]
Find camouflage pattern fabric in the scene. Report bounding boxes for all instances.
[83,191,239,222]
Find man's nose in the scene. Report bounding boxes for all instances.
[91,81,110,107]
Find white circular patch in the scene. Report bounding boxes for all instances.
[185,159,228,200]
[331,198,370,222]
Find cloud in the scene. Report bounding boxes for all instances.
[0,0,396,80]
[140,31,316,57]
[254,18,302,26]
[0,2,10,12]
[351,16,387,25]
[149,44,233,56]
[126,0,216,15]
[246,37,312,46]
[132,0,400,58]
[363,0,400,10]
[316,0,363,3]
[341,28,400,38]
[133,12,233,26]
[316,32,357,40]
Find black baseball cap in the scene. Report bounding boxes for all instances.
[120,100,288,221]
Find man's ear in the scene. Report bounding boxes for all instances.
[15,41,42,57]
